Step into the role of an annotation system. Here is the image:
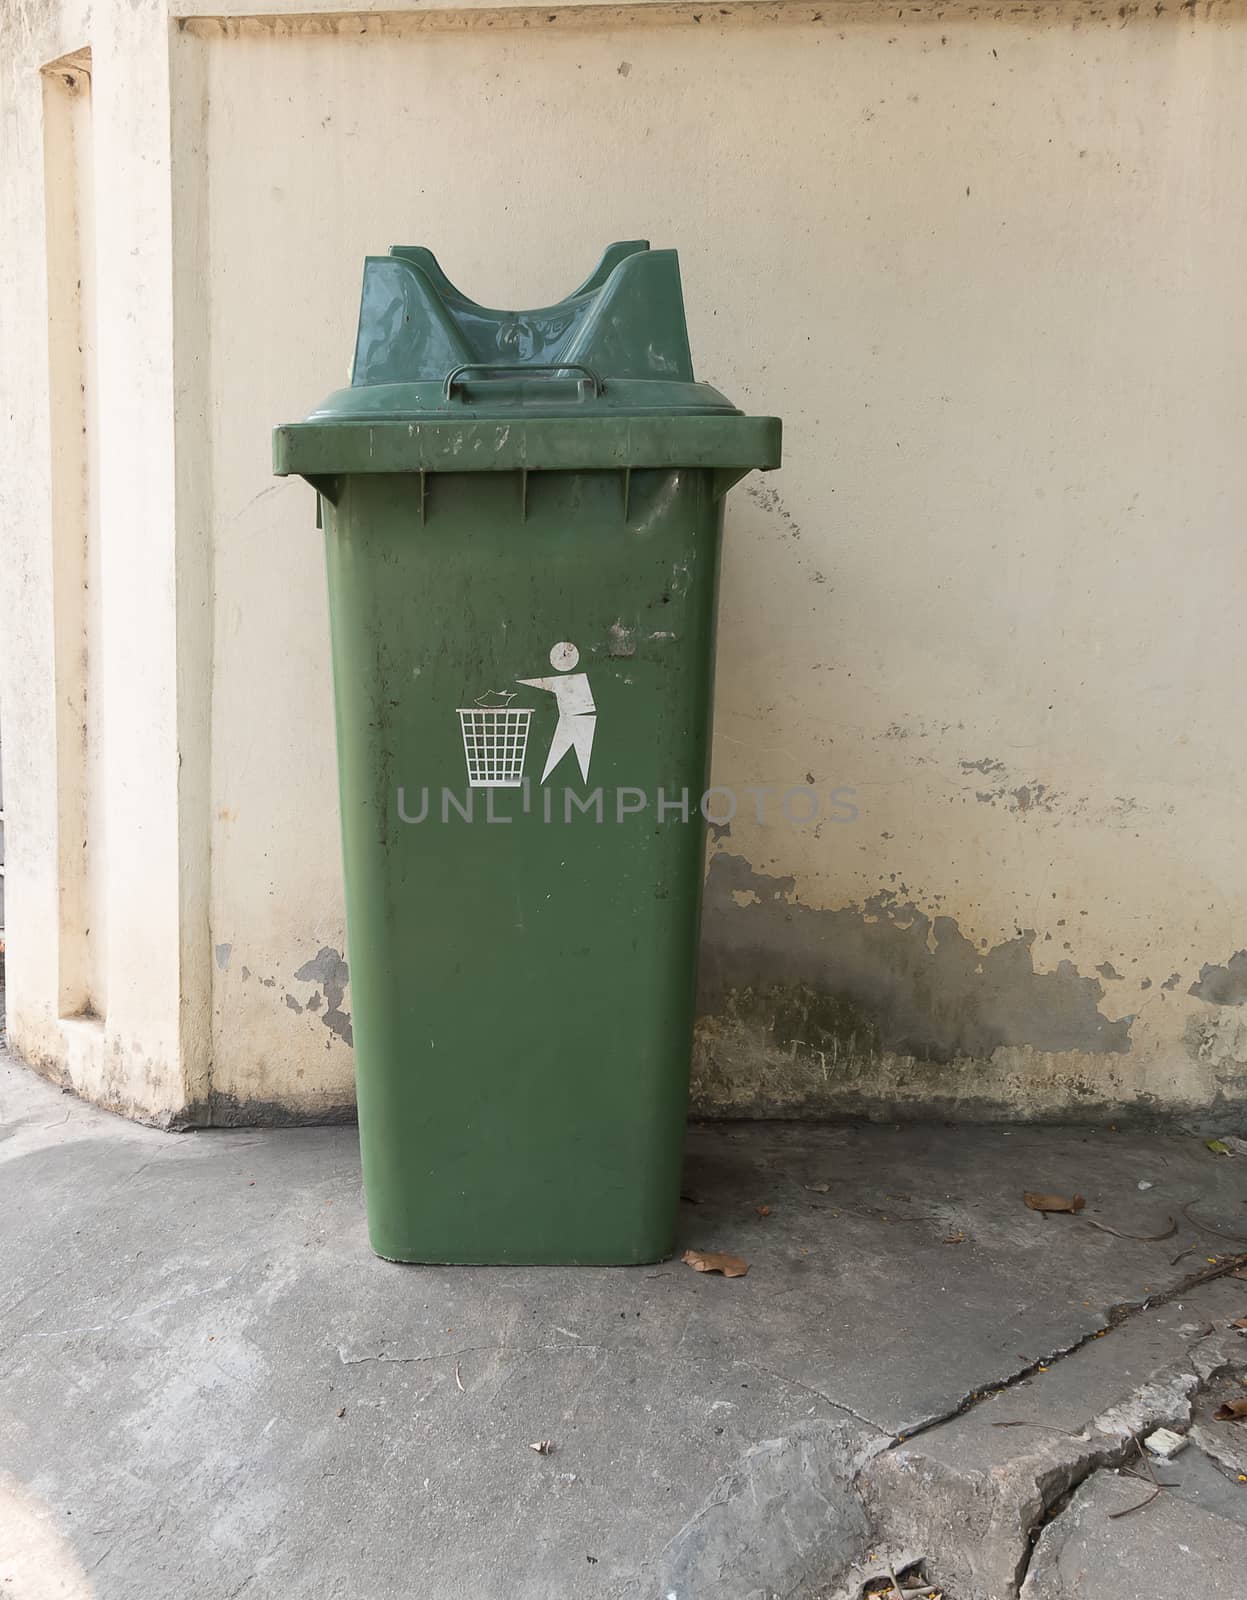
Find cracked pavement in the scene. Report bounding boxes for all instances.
[1,1054,1245,1598]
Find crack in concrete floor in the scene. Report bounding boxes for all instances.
[854,1278,1247,1600]
[891,1249,1247,1444]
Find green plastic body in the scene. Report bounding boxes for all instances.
[275,242,780,1264]
[328,471,721,1263]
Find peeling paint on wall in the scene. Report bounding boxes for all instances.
[698,852,1131,1064]
[292,947,353,1046]
[688,853,1159,1119]
[1188,952,1247,1006]
[1184,1009,1247,1119]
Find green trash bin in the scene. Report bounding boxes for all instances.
[274,241,780,1264]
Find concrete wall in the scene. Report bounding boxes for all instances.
[2,0,1246,1126]
[0,0,200,1121]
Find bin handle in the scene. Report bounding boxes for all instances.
[443,362,604,402]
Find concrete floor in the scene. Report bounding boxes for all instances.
[1,1054,1245,1599]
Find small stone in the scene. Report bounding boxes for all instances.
[1137,1180,1154,1190]
[1144,1426,1188,1459]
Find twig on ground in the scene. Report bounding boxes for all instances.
[1108,1426,1171,1519]
[1180,1203,1247,1245]
[1080,1215,1177,1243]
[1128,1426,1163,1486]
[991,1420,1088,1437]
[844,1208,942,1224]
[1109,1482,1163,1519]
[1122,1466,1177,1488]
[861,1579,940,1599]
[454,1361,465,1394]
[1168,1249,1247,1283]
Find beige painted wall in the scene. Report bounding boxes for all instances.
[3,1,1246,1124]
[0,0,199,1122]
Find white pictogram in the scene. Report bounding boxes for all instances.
[457,693,532,789]
[457,641,596,788]
[517,641,597,784]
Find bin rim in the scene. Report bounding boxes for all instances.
[273,412,782,483]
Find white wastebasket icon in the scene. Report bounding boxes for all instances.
[457,701,532,788]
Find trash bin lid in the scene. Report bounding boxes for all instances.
[274,242,780,481]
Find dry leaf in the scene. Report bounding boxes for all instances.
[1024,1192,1086,1215]
[944,1231,965,1245]
[756,1205,771,1218]
[529,1440,554,1454]
[682,1248,749,1278]
[336,1406,346,1419]
[1214,1398,1247,1421]
[1231,1317,1247,1330]
[804,1183,832,1194]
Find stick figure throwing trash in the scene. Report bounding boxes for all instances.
[518,641,597,783]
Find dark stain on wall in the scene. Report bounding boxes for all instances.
[293,946,353,1046]
[1189,951,1247,1006]
[174,1089,358,1130]
[697,853,1133,1066]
